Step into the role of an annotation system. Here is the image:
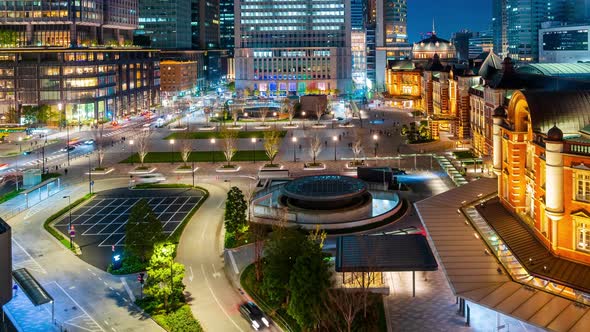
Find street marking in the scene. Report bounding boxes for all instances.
[121,277,136,302]
[12,238,47,274]
[217,198,226,209]
[50,281,105,332]
[212,263,221,278]
[189,266,194,282]
[227,250,240,275]
[103,281,108,286]
[104,320,109,325]
[200,264,245,332]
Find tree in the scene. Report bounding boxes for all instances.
[220,127,238,166]
[309,134,322,165]
[401,124,409,136]
[93,124,106,168]
[287,239,332,329]
[226,81,235,92]
[259,107,269,126]
[321,289,365,332]
[231,105,241,127]
[261,228,307,306]
[203,107,211,127]
[125,199,164,262]
[263,130,281,166]
[282,99,295,125]
[143,243,186,312]
[180,139,192,166]
[224,186,248,236]
[351,129,364,163]
[136,128,152,166]
[315,105,323,124]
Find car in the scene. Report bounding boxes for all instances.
[61,145,75,152]
[239,302,270,330]
[22,151,31,155]
[134,173,166,184]
[84,139,95,145]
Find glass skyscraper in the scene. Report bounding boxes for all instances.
[220,0,235,54]
[136,0,192,49]
[376,0,411,88]
[234,0,352,95]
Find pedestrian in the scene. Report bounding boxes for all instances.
[65,168,68,175]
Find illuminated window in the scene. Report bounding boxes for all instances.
[576,219,590,252]
[575,173,590,202]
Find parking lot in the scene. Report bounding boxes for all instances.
[53,188,204,269]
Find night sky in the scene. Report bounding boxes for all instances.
[407,0,492,42]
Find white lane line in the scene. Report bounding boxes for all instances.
[217,198,226,209]
[50,281,105,332]
[227,250,240,275]
[200,264,244,332]
[189,266,194,282]
[121,277,136,302]
[103,281,108,286]
[12,238,47,274]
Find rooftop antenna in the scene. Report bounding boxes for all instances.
[432,18,436,35]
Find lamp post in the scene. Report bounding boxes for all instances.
[292,136,297,162]
[63,195,73,249]
[301,111,306,129]
[332,135,337,161]
[210,138,216,163]
[169,139,175,164]
[87,155,92,194]
[373,134,378,158]
[251,137,256,163]
[18,136,22,152]
[191,161,195,187]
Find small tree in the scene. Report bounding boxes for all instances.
[203,107,211,127]
[143,243,186,312]
[220,127,238,166]
[287,239,332,329]
[263,130,281,166]
[309,134,322,165]
[231,106,241,126]
[93,124,105,168]
[401,124,409,136]
[224,186,248,235]
[180,139,192,166]
[282,99,295,125]
[125,199,164,262]
[322,289,365,332]
[259,107,269,126]
[315,105,323,124]
[351,129,364,163]
[136,128,152,166]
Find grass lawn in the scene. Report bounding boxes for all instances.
[120,151,270,163]
[452,150,477,159]
[0,189,24,204]
[165,130,286,140]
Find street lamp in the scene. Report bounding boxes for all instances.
[251,137,256,164]
[292,136,297,162]
[301,111,306,129]
[373,134,379,157]
[18,136,22,152]
[210,138,216,163]
[332,135,338,161]
[169,139,175,164]
[63,195,73,249]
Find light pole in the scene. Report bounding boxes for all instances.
[332,135,337,161]
[301,111,306,129]
[373,134,378,158]
[169,139,175,164]
[292,136,297,162]
[210,138,216,163]
[251,137,256,163]
[18,136,22,152]
[128,139,135,165]
[191,161,195,187]
[87,155,92,194]
[63,195,73,249]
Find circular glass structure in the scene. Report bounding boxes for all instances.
[281,175,369,210]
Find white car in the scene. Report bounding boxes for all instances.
[134,173,166,184]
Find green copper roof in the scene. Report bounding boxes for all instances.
[516,63,590,80]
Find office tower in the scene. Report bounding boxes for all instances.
[136,0,192,49]
[366,24,377,88]
[0,0,137,47]
[539,22,590,63]
[492,0,508,56]
[234,0,352,95]
[376,0,411,88]
[220,0,235,54]
[453,31,472,61]
[192,0,220,50]
[351,0,367,31]
[469,31,494,58]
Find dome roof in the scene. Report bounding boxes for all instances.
[493,106,506,118]
[413,34,453,51]
[547,125,564,141]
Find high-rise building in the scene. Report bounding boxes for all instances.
[452,31,472,61]
[351,0,367,31]
[375,0,411,88]
[234,0,352,95]
[220,0,235,54]
[539,23,590,63]
[0,0,137,47]
[469,31,494,58]
[493,0,590,62]
[192,0,220,50]
[136,0,192,49]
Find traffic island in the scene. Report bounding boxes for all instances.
[88,167,115,175]
[216,164,240,172]
[173,165,198,174]
[129,166,156,174]
[303,162,326,170]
